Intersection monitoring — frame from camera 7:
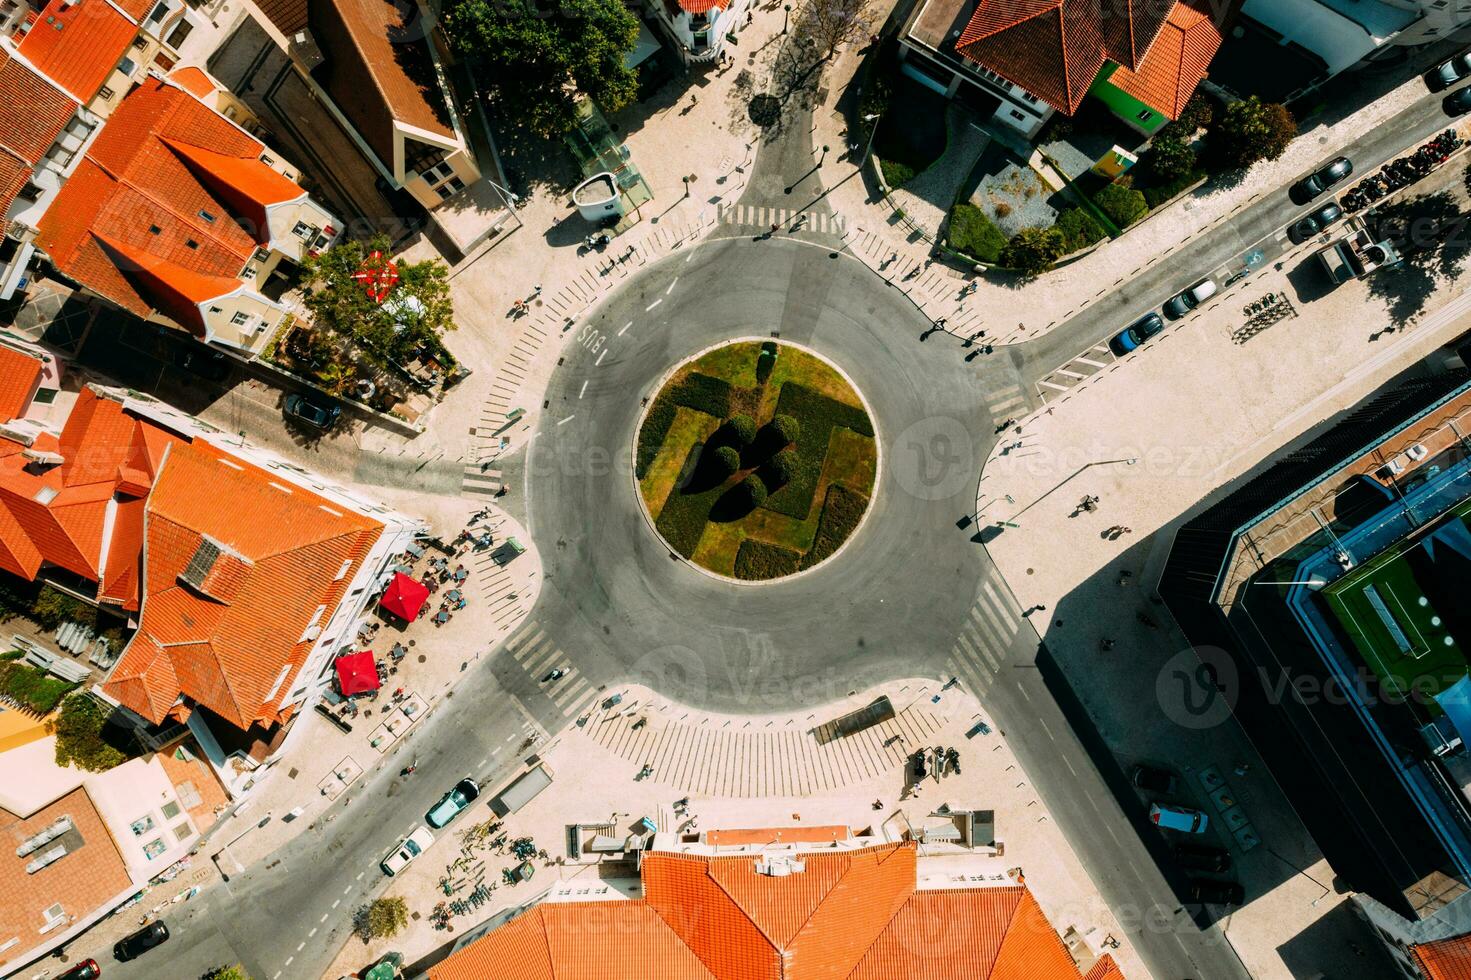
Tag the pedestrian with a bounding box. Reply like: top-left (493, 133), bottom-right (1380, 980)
top-left (746, 9), bottom-right (752, 23)
top-left (1119, 526), bottom-right (1133, 535)
top-left (982, 344), bottom-right (994, 354)
top-left (1099, 638), bottom-right (1115, 652)
top-left (531, 284), bottom-right (542, 297)
top-left (1008, 440), bottom-right (1022, 450)
top-left (1117, 569), bottom-right (1132, 585)
top-left (934, 317), bottom-right (947, 328)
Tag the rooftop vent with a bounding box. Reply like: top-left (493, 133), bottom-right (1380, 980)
top-left (16, 815), bottom-right (72, 857)
top-left (179, 538), bottom-right (221, 591)
top-left (754, 856), bottom-right (806, 877)
top-left (26, 842), bottom-right (67, 874)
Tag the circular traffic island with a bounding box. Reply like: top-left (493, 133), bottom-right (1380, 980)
top-left (635, 340), bottom-right (878, 581)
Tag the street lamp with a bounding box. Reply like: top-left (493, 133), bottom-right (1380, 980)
top-left (782, 3), bottom-right (791, 33)
top-left (860, 112), bottom-right (882, 165)
top-left (1001, 457), bottom-right (1138, 526)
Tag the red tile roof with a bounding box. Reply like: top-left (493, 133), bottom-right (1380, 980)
top-left (104, 442), bottom-right (383, 730)
top-left (17, 0), bottom-right (137, 103)
top-left (1104, 0), bottom-right (1223, 120)
top-left (705, 827), bottom-right (851, 847)
top-left (36, 78), bottom-right (304, 330)
top-left (0, 51), bottom-right (77, 213)
top-left (0, 388), bottom-right (181, 606)
top-left (429, 840), bottom-right (1119, 980)
top-left (955, 0), bottom-right (1188, 115)
top-left (1082, 957), bottom-right (1126, 980)
top-left (1415, 933), bottom-right (1471, 979)
top-left (309, 0), bottom-right (455, 170)
top-left (0, 346), bottom-right (43, 422)
top-left (168, 66), bottom-right (216, 99)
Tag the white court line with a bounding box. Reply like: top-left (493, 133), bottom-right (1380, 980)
top-left (646, 298), bottom-right (663, 311)
top-left (578, 380), bottom-right (588, 399)
top-left (618, 321), bottom-right (632, 336)
top-left (557, 414), bottom-right (576, 425)
top-left (666, 278), bottom-right (678, 294)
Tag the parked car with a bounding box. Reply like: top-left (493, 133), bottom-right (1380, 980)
top-left (56, 961), bottom-right (101, 980)
top-left (1187, 878), bottom-right (1245, 905)
top-left (1150, 802), bottom-right (1209, 834)
top-left (284, 392), bottom-right (341, 431)
top-left (1289, 157), bottom-right (1353, 204)
top-left (1174, 843), bottom-right (1232, 873)
top-left (426, 777), bottom-right (480, 828)
top-left (1131, 764), bottom-right (1178, 795)
top-left (1286, 201), bottom-right (1344, 244)
top-left (172, 344), bottom-right (231, 382)
top-left (1108, 312), bottom-right (1165, 356)
top-left (381, 825), bottom-right (435, 876)
top-left (1445, 87), bottom-right (1471, 117)
top-left (1163, 279), bottom-right (1217, 319)
top-left (1426, 50), bottom-right (1471, 91)
top-left (114, 921), bottom-right (169, 962)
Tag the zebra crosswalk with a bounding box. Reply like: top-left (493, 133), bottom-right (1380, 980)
top-left (717, 202), bottom-right (847, 235)
top-left (983, 383), bottom-right (1030, 425)
top-left (944, 577), bottom-right (1024, 700)
top-left (1036, 342), bottom-right (1118, 403)
top-left (461, 462), bottom-right (502, 496)
top-left (503, 622), bottom-right (602, 719)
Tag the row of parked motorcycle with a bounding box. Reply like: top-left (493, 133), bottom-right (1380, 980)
top-left (1342, 129), bottom-right (1463, 211)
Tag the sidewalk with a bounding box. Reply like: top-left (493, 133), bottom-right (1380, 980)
top-left (322, 677), bottom-right (1145, 980)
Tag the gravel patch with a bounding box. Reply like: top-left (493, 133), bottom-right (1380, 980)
top-left (969, 162), bottom-right (1056, 238)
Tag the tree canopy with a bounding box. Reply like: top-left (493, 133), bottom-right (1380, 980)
top-left (444, 0), bottom-right (639, 138)
top-left (1000, 227), bottom-right (1067, 278)
top-left (1206, 96), bottom-right (1296, 170)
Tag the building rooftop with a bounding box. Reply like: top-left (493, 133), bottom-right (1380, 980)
top-left (0, 346), bottom-right (44, 422)
top-left (1414, 930), bottom-right (1471, 979)
top-left (429, 838), bottom-right (1121, 980)
top-left (16, 0), bottom-right (137, 104)
top-left (0, 50), bottom-right (78, 215)
top-left (1104, 0), bottom-right (1224, 120)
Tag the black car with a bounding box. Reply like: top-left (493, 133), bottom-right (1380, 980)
top-left (1132, 764), bottom-right (1178, 795)
top-left (114, 921), bottom-right (169, 961)
top-left (1187, 878), bottom-right (1245, 906)
top-left (56, 961), bottom-right (100, 980)
top-left (284, 392), bottom-right (342, 431)
top-left (1446, 87), bottom-right (1471, 117)
top-left (1289, 157), bottom-right (1353, 205)
top-left (1108, 312), bottom-right (1165, 356)
top-left (1287, 201), bottom-right (1344, 244)
top-left (1174, 843), bottom-right (1232, 873)
top-left (173, 344), bottom-right (232, 382)
top-left (1427, 50), bottom-right (1471, 91)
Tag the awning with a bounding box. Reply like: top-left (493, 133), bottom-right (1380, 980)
top-left (380, 571), bottom-right (430, 621)
top-left (335, 651), bottom-right (381, 696)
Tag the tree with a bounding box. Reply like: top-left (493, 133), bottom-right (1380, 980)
top-left (763, 448), bottom-right (801, 488)
top-left (299, 235), bottom-right (456, 374)
top-left (804, 0), bottom-right (876, 60)
top-left (201, 967), bottom-right (251, 980)
top-left (1176, 92), bottom-right (1214, 133)
top-left (443, 0), bottom-right (638, 139)
top-left (354, 897), bottom-right (409, 942)
top-left (50, 694), bottom-right (127, 772)
top-left (1000, 227), bottom-right (1067, 278)
top-left (711, 445), bottom-right (742, 479)
top-left (726, 414), bottom-right (758, 445)
top-left (1205, 96), bottom-right (1296, 170)
top-left (1144, 131), bottom-right (1197, 182)
top-left (768, 414), bottom-right (801, 447)
top-left (739, 474), bottom-right (769, 509)
top-left (1092, 182), bottom-right (1148, 229)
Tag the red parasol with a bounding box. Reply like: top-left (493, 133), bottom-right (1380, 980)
top-left (379, 571), bottom-right (430, 621)
top-left (334, 651), bottom-right (381, 696)
top-left (351, 250), bottom-right (400, 304)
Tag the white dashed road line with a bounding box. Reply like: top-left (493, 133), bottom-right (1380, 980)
top-left (646, 298), bottom-right (662, 311)
top-left (666, 278), bottom-right (678, 294)
top-left (596, 349), bottom-right (607, 366)
top-left (557, 414), bottom-right (575, 425)
top-left (578, 380), bottom-right (588, 398)
top-left (618, 321), bottom-right (632, 336)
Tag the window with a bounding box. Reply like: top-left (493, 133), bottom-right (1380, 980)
top-left (164, 18), bottom-right (192, 47)
top-left (1136, 109), bottom-right (1154, 122)
top-left (403, 139), bottom-right (447, 177)
top-left (147, 1), bottom-right (166, 21)
top-left (435, 176), bottom-right (466, 200)
top-left (1009, 109), bottom-right (1025, 121)
top-left (149, 224), bottom-right (161, 234)
top-left (171, 822), bottom-right (193, 844)
top-left (1021, 91), bottom-right (1040, 105)
top-left (185, 238), bottom-right (198, 249)
top-left (230, 310), bottom-right (249, 325)
top-left (263, 663), bottom-right (291, 702)
top-left (198, 209), bottom-right (216, 222)
top-left (17, 182), bottom-right (41, 202)
top-left (974, 65), bottom-right (1014, 92)
top-left (130, 814), bottom-right (156, 837)
top-left (98, 85), bottom-right (115, 100)
top-left (253, 247), bottom-right (271, 262)
top-left (334, 558), bottom-right (353, 581)
top-left (208, 305), bottom-right (222, 314)
top-left (142, 838), bottom-right (166, 860)
top-left (292, 221), bottom-right (313, 239)
top-left (161, 801), bottom-right (181, 820)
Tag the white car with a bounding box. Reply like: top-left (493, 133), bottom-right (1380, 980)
top-left (1150, 802), bottom-right (1209, 834)
top-left (380, 826), bottom-right (435, 876)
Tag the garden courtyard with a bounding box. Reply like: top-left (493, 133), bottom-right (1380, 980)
top-left (635, 341), bottom-right (877, 581)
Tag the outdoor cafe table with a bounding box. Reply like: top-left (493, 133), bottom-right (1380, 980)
top-left (446, 589), bottom-right (463, 603)
top-left (434, 611), bottom-right (450, 625)
top-left (453, 568), bottom-right (468, 582)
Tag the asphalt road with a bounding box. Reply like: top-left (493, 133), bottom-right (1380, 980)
top-left (61, 668), bottom-right (540, 980)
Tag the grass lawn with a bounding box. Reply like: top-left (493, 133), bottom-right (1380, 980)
top-left (637, 342), bottom-right (876, 580)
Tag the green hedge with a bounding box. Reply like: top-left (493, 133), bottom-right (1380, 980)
top-left (670, 373), bottom-right (731, 416)
top-left (880, 159), bottom-right (915, 189)
top-left (735, 540), bottom-right (803, 580)
top-left (0, 658), bottom-right (77, 715)
top-left (764, 383), bottom-right (874, 520)
top-left (1142, 170), bottom-right (1205, 209)
top-left (635, 397), bottom-right (678, 479)
top-left (1093, 182), bottom-right (1148, 229)
top-left (756, 342), bottom-right (778, 384)
top-left (635, 372), bottom-right (734, 479)
top-left (654, 444), bottom-right (724, 557)
top-left (947, 204), bottom-right (1007, 263)
top-left (800, 484), bottom-right (870, 570)
top-left (1054, 207), bottom-right (1106, 253)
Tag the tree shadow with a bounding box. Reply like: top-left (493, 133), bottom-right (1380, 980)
top-left (1367, 187), bottom-right (1471, 326)
top-left (709, 479), bottom-right (763, 522)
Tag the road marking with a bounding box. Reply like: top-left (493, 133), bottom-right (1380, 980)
top-left (296, 942), bottom-right (305, 952)
top-left (285, 957), bottom-right (294, 967)
top-left (356, 871), bottom-right (365, 880)
top-left (557, 414), bottom-right (575, 425)
top-left (595, 349), bottom-right (607, 366)
top-left (1063, 755), bottom-right (1077, 776)
top-left (1056, 367), bottom-right (1087, 379)
top-left (1038, 379), bottom-right (1069, 392)
top-left (274, 973), bottom-right (282, 979)
top-left (505, 732), bottom-right (518, 741)
top-left (666, 277), bottom-right (678, 295)
top-left (492, 745), bottom-right (502, 755)
top-left (1016, 683), bottom-right (1031, 701)
top-left (332, 898), bottom-right (341, 908)
top-left (646, 298), bottom-right (663, 311)
top-left (1075, 356), bottom-right (1107, 368)
top-left (479, 757), bottom-right (489, 766)
top-left (320, 913), bottom-right (329, 923)
top-left (343, 884), bottom-right (352, 893)
top-left (618, 321), bottom-right (632, 336)
top-left (578, 380), bottom-right (588, 399)
top-left (309, 927), bottom-right (319, 937)
top-left (1038, 717), bottom-right (1054, 739)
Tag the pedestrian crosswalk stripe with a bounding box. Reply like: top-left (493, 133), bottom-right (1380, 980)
top-left (562, 687), bottom-right (600, 717)
top-left (554, 677), bottom-right (589, 708)
top-left (523, 642), bottom-right (562, 675)
top-left (509, 627), bottom-right (544, 656)
top-left (981, 580), bottom-right (1019, 620)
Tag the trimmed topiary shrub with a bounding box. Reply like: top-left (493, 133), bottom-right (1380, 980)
top-left (1053, 208), bottom-right (1106, 253)
top-left (880, 158), bottom-right (915, 188)
top-left (761, 448), bottom-right (802, 490)
top-left (635, 397), bottom-right (677, 479)
top-left (726, 414), bottom-right (757, 446)
top-left (740, 474), bottom-right (767, 508)
top-left (670, 372), bottom-right (731, 416)
top-left (711, 474), bottom-right (768, 522)
top-left (1093, 182), bottom-right (1148, 229)
top-left (947, 203), bottom-right (1007, 263)
top-left (755, 342), bottom-right (778, 384)
top-left (768, 414), bottom-right (800, 446)
top-left (711, 444), bottom-right (741, 479)
top-left (734, 540), bottom-right (803, 580)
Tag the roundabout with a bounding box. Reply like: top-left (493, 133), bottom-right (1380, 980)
top-left (522, 232), bottom-right (1001, 713)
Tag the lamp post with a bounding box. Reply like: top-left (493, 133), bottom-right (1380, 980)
top-left (782, 3), bottom-right (791, 33)
top-left (998, 457), bottom-right (1138, 528)
top-left (860, 111), bottom-right (882, 166)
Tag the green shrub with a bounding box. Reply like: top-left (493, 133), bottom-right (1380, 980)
top-left (711, 445), bottom-right (741, 479)
top-left (1000, 227), bottom-right (1067, 279)
top-left (1142, 169), bottom-right (1205, 209)
top-left (739, 474), bottom-right (767, 508)
top-left (50, 694), bottom-right (127, 772)
top-left (670, 372), bottom-right (731, 417)
top-left (764, 383), bottom-right (875, 520)
top-left (1144, 132), bottom-right (1197, 183)
top-left (755, 342), bottom-right (778, 384)
top-left (30, 586), bottom-right (92, 632)
top-left (656, 474), bottom-right (721, 556)
top-left (635, 397), bottom-right (677, 479)
top-left (1176, 92), bottom-right (1214, 132)
top-left (800, 484), bottom-right (870, 569)
top-left (1053, 208), bottom-right (1106, 253)
top-left (947, 203), bottom-right (1007, 263)
top-left (761, 448), bottom-right (802, 489)
top-left (1093, 182), bottom-right (1148, 228)
top-left (725, 414), bottom-right (757, 446)
top-left (768, 414), bottom-right (800, 446)
top-left (880, 158), bottom-right (915, 188)
top-left (734, 540), bottom-right (803, 580)
top-left (353, 897), bottom-right (408, 942)
top-left (0, 660), bottom-right (77, 715)
top-left (1205, 96), bottom-right (1295, 170)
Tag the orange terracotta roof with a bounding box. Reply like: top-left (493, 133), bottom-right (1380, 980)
top-left (0, 149), bottom-right (31, 220)
top-left (0, 387), bottom-right (182, 603)
top-left (168, 66), bottom-right (216, 99)
top-left (431, 841), bottom-right (1114, 980)
top-left (705, 826), bottom-right (851, 847)
top-left (1105, 0), bottom-right (1223, 120)
top-left (155, 736), bottom-right (231, 829)
top-left (956, 0), bottom-right (1180, 115)
top-left (309, 0), bottom-right (455, 170)
top-left (162, 138), bottom-right (306, 236)
top-left (18, 0), bottom-right (137, 103)
top-left (675, 0), bottom-right (730, 14)
top-left (0, 346), bottom-right (43, 422)
top-left (1415, 933), bottom-right (1471, 979)
top-left (36, 78), bottom-right (304, 330)
top-left (105, 443), bottom-right (383, 730)
top-left (1083, 957), bottom-right (1126, 980)
top-left (0, 50), bottom-right (77, 164)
